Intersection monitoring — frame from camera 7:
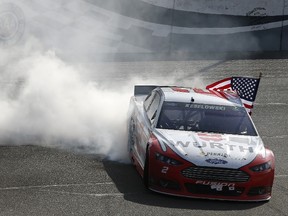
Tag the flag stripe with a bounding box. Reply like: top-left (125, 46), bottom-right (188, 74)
top-left (216, 83), bottom-right (231, 90)
top-left (242, 99), bottom-right (253, 106)
top-left (206, 78), bottom-right (231, 89)
top-left (243, 103), bottom-right (253, 109)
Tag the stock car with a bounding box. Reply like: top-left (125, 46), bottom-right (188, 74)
top-left (127, 85), bottom-right (275, 201)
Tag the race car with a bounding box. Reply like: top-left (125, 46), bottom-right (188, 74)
top-left (127, 85), bottom-right (275, 201)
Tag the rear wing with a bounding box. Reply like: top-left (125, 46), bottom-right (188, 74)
top-left (134, 85), bottom-right (159, 96)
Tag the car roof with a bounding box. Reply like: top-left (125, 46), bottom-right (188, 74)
top-left (159, 87), bottom-right (243, 107)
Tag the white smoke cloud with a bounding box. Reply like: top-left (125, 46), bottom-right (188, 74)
top-left (0, 0), bottom-right (205, 162)
top-left (0, 0), bottom-right (133, 161)
top-left (0, 45), bottom-right (205, 163)
top-left (0, 45), bottom-right (133, 161)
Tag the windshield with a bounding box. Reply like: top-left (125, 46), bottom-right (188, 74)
top-left (157, 102), bottom-right (257, 136)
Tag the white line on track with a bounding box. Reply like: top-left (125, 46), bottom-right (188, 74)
top-left (266, 103), bottom-right (287, 106)
top-left (275, 175), bottom-right (288, 178)
top-left (38, 189), bottom-right (125, 197)
top-left (1, 176), bottom-right (287, 192)
top-left (262, 135), bottom-right (288, 139)
top-left (0, 182), bottom-right (143, 198)
top-left (0, 182), bottom-right (115, 191)
top-left (255, 103), bottom-right (288, 106)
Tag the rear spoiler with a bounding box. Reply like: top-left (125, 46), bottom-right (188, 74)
top-left (134, 85), bottom-right (159, 96)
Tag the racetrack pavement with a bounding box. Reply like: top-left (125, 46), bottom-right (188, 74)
top-left (0, 59), bottom-right (288, 216)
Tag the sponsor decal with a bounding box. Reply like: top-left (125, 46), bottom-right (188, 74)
top-left (203, 151), bottom-right (229, 158)
top-left (205, 158), bottom-right (228, 165)
top-left (197, 133), bottom-right (223, 142)
top-left (173, 140), bottom-right (194, 148)
top-left (173, 140), bottom-right (254, 153)
top-left (196, 180), bottom-right (235, 191)
top-left (185, 103), bottom-right (226, 111)
top-left (246, 7), bottom-right (267, 16)
top-left (202, 151), bottom-right (247, 161)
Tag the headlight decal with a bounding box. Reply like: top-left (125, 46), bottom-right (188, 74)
top-left (250, 161), bottom-right (272, 172)
top-left (155, 152), bottom-right (182, 165)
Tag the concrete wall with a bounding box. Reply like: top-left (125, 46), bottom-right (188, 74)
top-left (2, 0), bottom-right (288, 56)
top-left (85, 0), bottom-right (288, 53)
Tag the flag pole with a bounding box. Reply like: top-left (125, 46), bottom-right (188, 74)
top-left (259, 72), bottom-right (262, 79)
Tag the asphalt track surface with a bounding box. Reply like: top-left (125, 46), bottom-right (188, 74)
top-left (1, 58), bottom-right (288, 216)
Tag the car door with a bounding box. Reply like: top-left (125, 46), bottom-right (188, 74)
top-left (135, 91), bottom-right (161, 166)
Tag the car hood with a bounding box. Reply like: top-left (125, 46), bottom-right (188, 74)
top-left (155, 129), bottom-right (265, 169)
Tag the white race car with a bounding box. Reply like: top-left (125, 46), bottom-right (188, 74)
top-left (128, 85), bottom-right (275, 201)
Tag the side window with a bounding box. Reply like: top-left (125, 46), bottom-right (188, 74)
top-left (144, 92), bottom-right (155, 111)
top-left (147, 92), bottom-right (161, 124)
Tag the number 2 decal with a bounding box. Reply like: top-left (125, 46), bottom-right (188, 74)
top-left (161, 166), bottom-right (169, 174)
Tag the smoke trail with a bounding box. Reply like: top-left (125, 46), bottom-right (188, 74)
top-left (0, 0), bottom-right (133, 161)
top-left (0, 0), bottom-right (206, 162)
top-left (0, 45), bottom-right (133, 161)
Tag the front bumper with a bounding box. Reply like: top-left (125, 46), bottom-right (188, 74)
top-left (148, 153), bottom-right (274, 201)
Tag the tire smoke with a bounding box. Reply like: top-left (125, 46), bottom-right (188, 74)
top-left (0, 0), bottom-right (204, 162)
top-left (0, 45), bottom-right (133, 161)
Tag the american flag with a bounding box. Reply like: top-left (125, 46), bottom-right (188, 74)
top-left (206, 76), bottom-right (261, 114)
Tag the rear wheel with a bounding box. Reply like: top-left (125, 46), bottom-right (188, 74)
top-left (128, 119), bottom-right (135, 152)
top-left (143, 147), bottom-right (150, 188)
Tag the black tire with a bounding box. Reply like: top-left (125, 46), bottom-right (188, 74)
top-left (127, 119), bottom-right (135, 152)
top-left (143, 147), bottom-right (150, 188)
